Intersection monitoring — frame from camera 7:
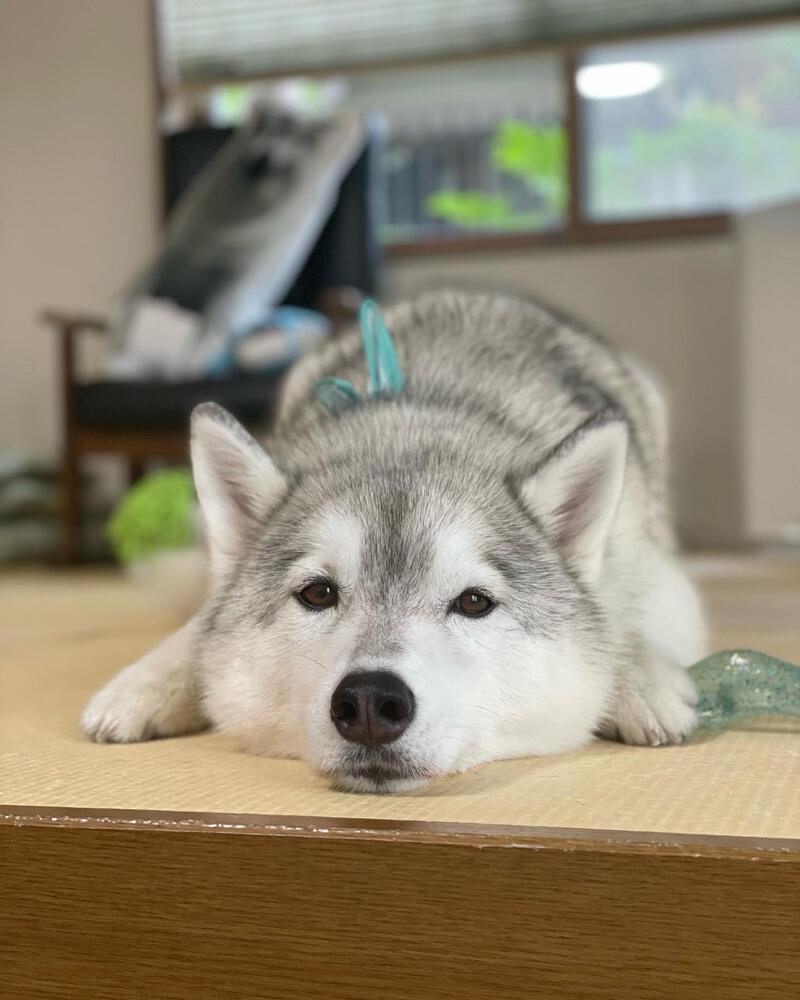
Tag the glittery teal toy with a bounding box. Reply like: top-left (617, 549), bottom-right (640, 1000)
top-left (315, 298), bottom-right (405, 413)
top-left (689, 649), bottom-right (800, 729)
top-left (106, 468), bottom-right (196, 567)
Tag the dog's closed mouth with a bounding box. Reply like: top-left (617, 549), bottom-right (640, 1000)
top-left (327, 748), bottom-right (434, 793)
top-left (352, 763), bottom-right (413, 784)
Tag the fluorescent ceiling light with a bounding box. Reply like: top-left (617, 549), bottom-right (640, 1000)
top-left (576, 61), bottom-right (664, 100)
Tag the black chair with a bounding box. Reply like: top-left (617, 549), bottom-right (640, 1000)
top-left (45, 128), bottom-right (379, 561)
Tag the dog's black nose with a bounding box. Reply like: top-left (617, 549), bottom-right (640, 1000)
top-left (330, 671), bottom-right (415, 747)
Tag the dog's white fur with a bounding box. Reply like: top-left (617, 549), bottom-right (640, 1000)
top-left (82, 291), bottom-right (706, 792)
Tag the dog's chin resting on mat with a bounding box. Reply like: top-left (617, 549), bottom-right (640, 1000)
top-left (81, 290), bottom-right (706, 794)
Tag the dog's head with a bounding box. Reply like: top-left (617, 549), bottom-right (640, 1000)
top-left (192, 403), bottom-right (626, 792)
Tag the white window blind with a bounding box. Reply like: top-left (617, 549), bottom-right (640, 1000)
top-left (157, 0), bottom-right (797, 84)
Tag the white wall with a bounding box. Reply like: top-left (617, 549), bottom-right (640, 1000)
top-left (0, 0), bottom-right (159, 459)
top-left (739, 202), bottom-right (800, 542)
top-left (385, 238), bottom-right (742, 547)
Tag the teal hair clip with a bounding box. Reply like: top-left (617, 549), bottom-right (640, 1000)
top-left (315, 299), bottom-right (404, 413)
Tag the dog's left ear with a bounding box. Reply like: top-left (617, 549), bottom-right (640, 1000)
top-left (191, 403), bottom-right (286, 566)
top-left (519, 416), bottom-right (628, 581)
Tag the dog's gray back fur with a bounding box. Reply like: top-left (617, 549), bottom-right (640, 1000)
top-left (274, 289), bottom-right (670, 537)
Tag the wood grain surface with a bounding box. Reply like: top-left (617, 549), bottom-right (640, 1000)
top-left (2, 809), bottom-right (799, 1000)
top-left (3, 561), bottom-right (799, 997)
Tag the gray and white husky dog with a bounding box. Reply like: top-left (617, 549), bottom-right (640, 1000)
top-left (82, 291), bottom-right (706, 792)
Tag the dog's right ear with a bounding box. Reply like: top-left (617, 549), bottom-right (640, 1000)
top-left (518, 415), bottom-right (627, 583)
top-left (190, 403), bottom-right (285, 563)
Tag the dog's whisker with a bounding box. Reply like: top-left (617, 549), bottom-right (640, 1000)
top-left (277, 636), bottom-right (335, 674)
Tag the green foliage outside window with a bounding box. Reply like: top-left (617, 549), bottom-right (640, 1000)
top-left (424, 27), bottom-right (800, 230)
top-left (592, 106), bottom-right (800, 216)
top-left (425, 121), bottom-right (567, 231)
top-left (590, 27), bottom-right (800, 217)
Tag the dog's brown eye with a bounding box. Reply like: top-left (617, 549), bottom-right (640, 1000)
top-left (452, 590), bottom-right (495, 618)
top-left (296, 580), bottom-right (339, 610)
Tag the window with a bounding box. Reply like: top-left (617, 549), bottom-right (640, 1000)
top-left (345, 56), bottom-right (566, 243)
top-left (580, 24), bottom-right (800, 220)
top-left (165, 55), bottom-right (567, 244)
top-left (156, 4), bottom-right (800, 249)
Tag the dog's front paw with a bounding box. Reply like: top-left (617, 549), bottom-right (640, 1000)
top-left (600, 658), bottom-right (698, 747)
top-left (81, 622), bottom-right (208, 744)
top-left (81, 681), bottom-right (155, 743)
top-left (81, 662), bottom-right (204, 744)
top-left (81, 676), bottom-right (168, 743)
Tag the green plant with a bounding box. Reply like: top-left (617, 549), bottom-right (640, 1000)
top-left (591, 104), bottom-right (800, 215)
top-left (492, 120), bottom-right (567, 213)
top-left (425, 121), bottom-right (567, 232)
top-left (106, 469), bottom-right (197, 567)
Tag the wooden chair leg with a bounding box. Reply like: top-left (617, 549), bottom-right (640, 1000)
top-left (61, 449), bottom-right (81, 564)
top-left (128, 459), bottom-right (146, 486)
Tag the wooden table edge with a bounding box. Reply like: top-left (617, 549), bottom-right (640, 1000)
top-left (3, 803), bottom-right (798, 859)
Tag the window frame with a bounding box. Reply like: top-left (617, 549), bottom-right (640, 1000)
top-left (153, 5), bottom-right (800, 254)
